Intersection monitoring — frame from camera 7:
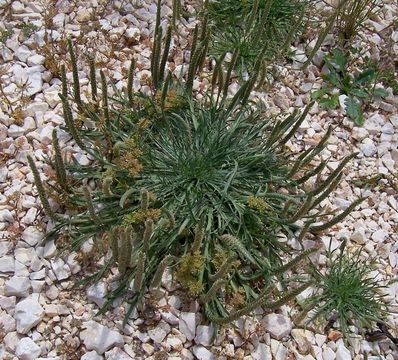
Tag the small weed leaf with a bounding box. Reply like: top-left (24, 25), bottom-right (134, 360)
top-left (331, 49), bottom-right (347, 71)
top-left (319, 95), bottom-right (339, 110)
top-left (353, 68), bottom-right (376, 86)
top-left (345, 96), bottom-right (364, 126)
top-left (373, 87), bottom-right (389, 98)
top-left (317, 48), bottom-right (386, 126)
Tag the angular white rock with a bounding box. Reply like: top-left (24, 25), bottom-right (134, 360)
top-left (26, 71), bottom-right (43, 96)
top-left (81, 350), bottom-right (102, 360)
top-left (80, 320), bottom-right (124, 354)
top-left (291, 329), bottom-right (313, 354)
top-left (351, 229), bottom-right (366, 244)
top-left (336, 344), bottom-right (351, 360)
top-left (15, 296), bottom-right (44, 334)
top-left (323, 347), bottom-right (335, 360)
top-left (148, 321), bottom-right (170, 343)
top-left (273, 94), bottom-right (289, 110)
top-left (51, 258), bottom-right (71, 280)
top-left (0, 312), bottom-right (16, 332)
top-left (262, 314), bottom-right (292, 340)
top-left (15, 337), bottom-right (41, 360)
top-left (166, 335), bottom-right (184, 351)
top-left (125, 27), bottom-right (140, 43)
top-left (25, 102), bottom-right (49, 116)
top-left (0, 255), bottom-right (15, 273)
top-left (105, 347), bottom-right (134, 359)
top-left (0, 209), bottom-right (14, 222)
top-left (179, 312), bottom-right (196, 341)
top-left (80, 350), bottom-right (103, 360)
top-left (5, 276), bottom-right (31, 297)
top-left (40, 125), bottom-right (55, 145)
top-left (15, 45), bottom-right (31, 62)
top-left (22, 207), bottom-right (37, 225)
top-left (192, 346), bottom-right (215, 360)
top-left (27, 54), bottom-right (45, 66)
top-left (76, 8), bottom-right (91, 22)
top-left (195, 325), bottom-right (214, 346)
top-left (43, 239), bottom-right (57, 258)
top-left (4, 331), bottom-right (21, 352)
top-left (13, 64), bottom-right (28, 85)
top-left (253, 343), bottom-right (272, 360)
top-left (360, 142), bottom-right (377, 157)
top-left (0, 295), bottom-right (16, 312)
top-left (372, 229), bottom-right (388, 243)
top-left (86, 282), bottom-right (107, 307)
top-left (270, 339), bottom-right (287, 360)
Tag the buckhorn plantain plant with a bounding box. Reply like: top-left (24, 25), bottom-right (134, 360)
top-left (335, 0), bottom-right (379, 44)
top-left (203, 0), bottom-right (312, 76)
top-left (29, 4), bottom-right (365, 329)
top-left (303, 0), bottom-right (380, 69)
top-left (295, 240), bottom-right (388, 337)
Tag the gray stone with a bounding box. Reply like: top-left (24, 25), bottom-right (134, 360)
top-left (51, 258), bottom-right (71, 280)
top-left (43, 239), bottom-right (57, 258)
top-left (0, 209), bottom-right (14, 222)
top-left (105, 347), bottom-right (133, 359)
top-left (274, 94), bottom-right (289, 110)
top-left (0, 255), bottom-right (15, 273)
top-left (300, 83), bottom-right (313, 93)
top-left (27, 73), bottom-right (43, 97)
top-left (253, 343), bottom-right (272, 360)
top-left (27, 54), bottom-right (45, 66)
top-left (195, 325), bottom-right (214, 346)
top-left (15, 296), bottom-right (44, 334)
top-left (336, 344), bottom-right (351, 360)
top-left (179, 312), bottom-right (196, 341)
top-left (148, 321), bottom-right (170, 344)
top-left (86, 282), bottom-right (107, 307)
top-left (80, 321), bottom-right (124, 354)
top-left (0, 312), bottom-right (16, 332)
top-left (15, 337), bottom-right (41, 360)
top-left (81, 350), bottom-right (103, 360)
top-left (192, 346), bottom-right (215, 360)
top-left (270, 339), bottom-right (288, 360)
top-left (291, 329), bottom-right (313, 354)
top-left (4, 332), bottom-right (21, 353)
top-left (5, 276), bottom-right (31, 297)
top-left (360, 141), bottom-right (377, 157)
top-left (15, 45), bottom-right (31, 62)
top-left (0, 295), bottom-right (16, 312)
top-left (262, 313), bottom-right (292, 340)
top-left (22, 226), bottom-right (44, 246)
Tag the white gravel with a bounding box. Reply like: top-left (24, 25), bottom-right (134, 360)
top-left (1, 0), bottom-right (398, 359)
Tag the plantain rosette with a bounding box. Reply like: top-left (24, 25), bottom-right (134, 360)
top-left (29, 21), bottom-right (362, 327)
